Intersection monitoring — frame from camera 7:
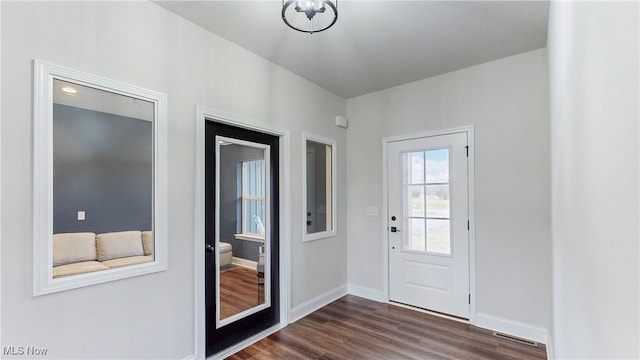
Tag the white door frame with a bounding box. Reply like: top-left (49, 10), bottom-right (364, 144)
top-left (382, 126), bottom-right (476, 323)
top-left (194, 105), bottom-right (291, 359)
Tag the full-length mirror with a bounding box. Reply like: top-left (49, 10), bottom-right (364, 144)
top-left (34, 61), bottom-right (167, 295)
top-left (303, 134), bottom-right (337, 241)
top-left (216, 136), bottom-right (270, 327)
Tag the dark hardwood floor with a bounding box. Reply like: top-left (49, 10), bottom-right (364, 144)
top-left (220, 266), bottom-right (265, 319)
top-left (227, 295), bottom-right (547, 360)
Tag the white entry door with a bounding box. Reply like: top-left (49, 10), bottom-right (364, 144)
top-left (387, 132), bottom-right (470, 319)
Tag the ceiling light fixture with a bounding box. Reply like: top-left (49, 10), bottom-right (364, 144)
top-left (61, 86), bottom-right (77, 95)
top-left (282, 0), bottom-right (338, 34)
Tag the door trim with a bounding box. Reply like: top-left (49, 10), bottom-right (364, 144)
top-left (381, 126), bottom-right (476, 324)
top-left (195, 105), bottom-right (291, 359)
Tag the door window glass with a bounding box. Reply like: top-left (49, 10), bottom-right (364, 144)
top-left (402, 148), bottom-right (451, 254)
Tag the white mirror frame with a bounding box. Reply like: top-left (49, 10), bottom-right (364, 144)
top-left (33, 60), bottom-right (168, 296)
top-left (302, 133), bottom-right (337, 242)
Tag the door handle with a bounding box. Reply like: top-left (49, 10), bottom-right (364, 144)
top-left (206, 244), bottom-right (215, 253)
top-left (390, 227), bottom-right (400, 233)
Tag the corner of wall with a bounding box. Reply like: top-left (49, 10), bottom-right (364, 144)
top-left (545, 330), bottom-right (554, 360)
top-left (474, 313), bottom-right (549, 345)
top-left (347, 284), bottom-right (387, 303)
top-left (289, 285), bottom-right (348, 323)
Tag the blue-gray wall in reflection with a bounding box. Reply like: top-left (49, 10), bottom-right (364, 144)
top-left (53, 104), bottom-right (152, 234)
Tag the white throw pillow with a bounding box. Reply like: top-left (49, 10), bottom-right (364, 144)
top-left (96, 231), bottom-right (144, 261)
top-left (53, 232), bottom-right (97, 266)
top-left (141, 231), bottom-right (153, 256)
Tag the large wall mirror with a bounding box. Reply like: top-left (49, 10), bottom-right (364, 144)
top-left (303, 133), bottom-right (337, 242)
top-left (215, 136), bottom-right (271, 328)
top-left (33, 61), bottom-right (167, 295)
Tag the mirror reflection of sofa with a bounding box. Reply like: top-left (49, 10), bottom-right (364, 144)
top-left (53, 230), bottom-right (153, 278)
top-left (219, 242), bottom-right (232, 267)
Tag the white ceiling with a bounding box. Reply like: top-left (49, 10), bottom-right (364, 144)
top-left (53, 79), bottom-right (155, 121)
top-left (154, 1), bottom-right (549, 99)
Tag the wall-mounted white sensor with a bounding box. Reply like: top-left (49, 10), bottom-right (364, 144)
top-left (77, 211), bottom-right (85, 221)
top-left (335, 116), bottom-right (348, 129)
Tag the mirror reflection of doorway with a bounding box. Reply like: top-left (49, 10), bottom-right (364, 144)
top-left (217, 137), bottom-right (269, 323)
top-left (205, 121), bottom-right (280, 357)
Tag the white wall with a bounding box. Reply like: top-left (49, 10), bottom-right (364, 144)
top-left (1, 2), bottom-right (346, 358)
top-left (548, 1), bottom-right (639, 358)
top-left (346, 49), bottom-right (551, 332)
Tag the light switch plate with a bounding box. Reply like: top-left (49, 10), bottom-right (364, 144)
top-left (77, 211), bottom-right (85, 221)
top-left (366, 206), bottom-right (379, 217)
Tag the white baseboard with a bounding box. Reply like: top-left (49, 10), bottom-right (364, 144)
top-left (182, 354), bottom-right (197, 360)
top-left (289, 285), bottom-right (348, 323)
top-left (545, 331), bottom-right (554, 360)
top-left (347, 284), bottom-right (387, 302)
top-left (475, 312), bottom-right (549, 345)
top-left (207, 323), bottom-right (283, 360)
top-left (232, 256), bottom-right (257, 269)
top-left (346, 284), bottom-right (550, 352)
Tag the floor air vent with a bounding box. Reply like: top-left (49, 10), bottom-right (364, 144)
top-left (492, 332), bottom-right (538, 347)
